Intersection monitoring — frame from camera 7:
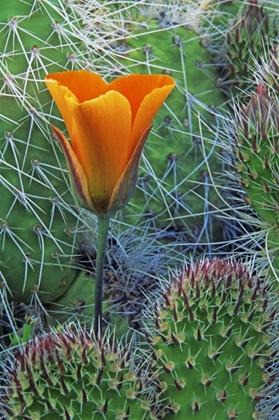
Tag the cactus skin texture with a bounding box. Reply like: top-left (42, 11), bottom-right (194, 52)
top-left (0, 325), bottom-right (163, 420)
top-left (0, 0), bottom-right (92, 305)
top-left (146, 259), bottom-right (276, 419)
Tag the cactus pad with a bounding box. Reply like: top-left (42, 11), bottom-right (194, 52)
top-left (0, 325), bottom-right (163, 419)
top-left (0, 0), bottom-right (91, 304)
top-left (146, 259), bottom-right (276, 419)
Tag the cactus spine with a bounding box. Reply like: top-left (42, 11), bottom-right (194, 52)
top-left (116, 19), bottom-right (225, 247)
top-left (0, 325), bottom-right (163, 419)
top-left (0, 0), bottom-right (94, 307)
top-left (145, 259), bottom-right (277, 419)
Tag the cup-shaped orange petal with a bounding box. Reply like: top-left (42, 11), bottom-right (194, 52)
top-left (45, 70), bottom-right (175, 215)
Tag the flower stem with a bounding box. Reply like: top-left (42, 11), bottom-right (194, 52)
top-left (94, 214), bottom-right (110, 336)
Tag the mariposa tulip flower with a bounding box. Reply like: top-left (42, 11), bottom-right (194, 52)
top-left (45, 70), bottom-right (175, 215)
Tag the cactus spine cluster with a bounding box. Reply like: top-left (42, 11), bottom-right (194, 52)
top-left (0, 325), bottom-right (163, 419)
top-left (220, 1), bottom-right (279, 287)
top-left (234, 84), bottom-right (279, 225)
top-left (212, 0), bottom-right (278, 99)
top-left (145, 259), bottom-right (276, 420)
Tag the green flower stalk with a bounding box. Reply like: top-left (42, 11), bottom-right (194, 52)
top-left (93, 215), bottom-right (110, 335)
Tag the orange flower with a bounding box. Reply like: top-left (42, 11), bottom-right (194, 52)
top-left (45, 70), bottom-right (175, 215)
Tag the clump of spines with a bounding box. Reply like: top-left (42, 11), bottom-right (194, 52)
top-left (219, 0), bottom-right (277, 98)
top-left (234, 83), bottom-right (279, 225)
top-left (145, 259), bottom-right (277, 419)
top-left (229, 60), bottom-right (279, 283)
top-left (0, 324), bottom-right (163, 419)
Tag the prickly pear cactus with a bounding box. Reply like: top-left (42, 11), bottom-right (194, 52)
top-left (212, 0), bottom-right (278, 99)
top-left (115, 19), bottom-right (226, 247)
top-left (145, 259), bottom-right (276, 419)
top-left (205, 0), bottom-right (279, 260)
top-left (0, 0), bottom-right (95, 307)
top-left (234, 84), bottom-right (279, 225)
top-left (231, 78), bottom-right (279, 288)
top-left (0, 324), bottom-right (163, 419)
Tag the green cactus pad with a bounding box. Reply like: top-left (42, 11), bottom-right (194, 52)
top-left (146, 259), bottom-right (276, 419)
top-left (212, 0), bottom-right (278, 99)
top-left (234, 84), bottom-right (279, 225)
top-left (0, 325), bottom-right (163, 419)
top-left (113, 18), bottom-right (225, 244)
top-left (0, 0), bottom-right (89, 303)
